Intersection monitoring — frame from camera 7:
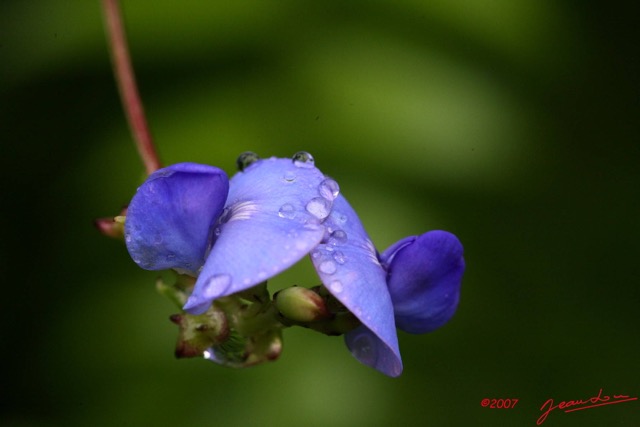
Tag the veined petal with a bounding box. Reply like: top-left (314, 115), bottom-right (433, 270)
top-left (125, 163), bottom-right (229, 275)
top-left (311, 195), bottom-right (402, 377)
top-left (382, 230), bottom-right (465, 334)
top-left (184, 157), bottom-right (330, 314)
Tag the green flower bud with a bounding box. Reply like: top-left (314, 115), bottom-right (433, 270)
top-left (275, 286), bottom-right (330, 323)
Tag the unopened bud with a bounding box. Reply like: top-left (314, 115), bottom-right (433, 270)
top-left (275, 286), bottom-right (330, 323)
top-left (94, 211), bottom-right (127, 239)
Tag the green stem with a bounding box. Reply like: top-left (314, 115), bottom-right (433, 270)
top-left (102, 0), bottom-right (162, 175)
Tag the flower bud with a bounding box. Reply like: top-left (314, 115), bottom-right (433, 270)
top-left (275, 286), bottom-right (330, 323)
top-left (94, 214), bottom-right (126, 239)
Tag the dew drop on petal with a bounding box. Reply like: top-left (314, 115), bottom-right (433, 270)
top-left (292, 151), bottom-right (315, 168)
top-left (319, 260), bottom-right (337, 275)
top-left (318, 178), bottom-right (340, 201)
top-left (213, 227), bottom-right (222, 237)
top-left (278, 203), bottom-right (296, 219)
top-left (283, 170), bottom-right (296, 183)
top-left (351, 333), bottom-right (378, 366)
top-left (153, 234), bottom-right (163, 245)
top-left (202, 274), bottom-right (232, 299)
top-left (333, 251), bottom-right (346, 264)
top-left (311, 250), bottom-right (321, 260)
top-left (124, 233), bottom-right (132, 243)
top-left (236, 151), bottom-right (260, 171)
top-left (306, 197), bottom-right (331, 220)
top-left (334, 212), bottom-right (348, 224)
top-left (328, 229), bottom-right (347, 246)
top-left (329, 280), bottom-right (343, 293)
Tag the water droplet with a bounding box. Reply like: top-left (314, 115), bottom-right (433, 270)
top-left (319, 260), bottom-right (337, 275)
top-left (278, 203), bottom-right (295, 219)
top-left (319, 178), bottom-right (340, 201)
top-left (351, 333), bottom-right (378, 366)
top-left (311, 250), bottom-right (321, 259)
top-left (306, 197), bottom-right (331, 219)
top-left (202, 274), bottom-right (232, 298)
top-left (329, 280), bottom-right (343, 293)
top-left (328, 229), bottom-right (347, 246)
top-left (334, 212), bottom-right (348, 224)
top-left (213, 227), bottom-right (222, 237)
top-left (125, 233), bottom-right (132, 243)
top-left (283, 170), bottom-right (296, 183)
top-left (333, 251), bottom-right (346, 264)
top-left (236, 152), bottom-right (260, 171)
top-left (292, 151), bottom-right (315, 168)
top-left (153, 234), bottom-right (163, 245)
top-left (133, 257), bottom-right (141, 264)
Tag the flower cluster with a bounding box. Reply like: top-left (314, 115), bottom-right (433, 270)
top-left (124, 152), bottom-right (464, 377)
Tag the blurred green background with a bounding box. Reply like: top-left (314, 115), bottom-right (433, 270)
top-left (2, 1), bottom-right (639, 426)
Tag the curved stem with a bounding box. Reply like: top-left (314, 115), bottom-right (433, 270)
top-left (102, 0), bottom-right (161, 175)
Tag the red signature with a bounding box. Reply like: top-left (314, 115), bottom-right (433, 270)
top-left (537, 388), bottom-right (637, 425)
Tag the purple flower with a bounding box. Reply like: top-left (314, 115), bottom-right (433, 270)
top-left (124, 153), bottom-right (464, 377)
top-left (310, 196), bottom-right (464, 377)
top-left (125, 153), bottom-right (333, 314)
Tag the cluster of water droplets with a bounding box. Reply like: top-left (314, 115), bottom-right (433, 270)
top-left (231, 151), bottom-right (353, 299)
top-left (311, 225), bottom-right (351, 295)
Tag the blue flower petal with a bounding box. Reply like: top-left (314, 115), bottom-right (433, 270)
top-left (125, 163), bottom-right (229, 275)
top-left (345, 325), bottom-right (403, 378)
top-left (381, 230), bottom-right (465, 334)
top-left (184, 157), bottom-right (331, 314)
top-left (311, 195), bottom-right (402, 377)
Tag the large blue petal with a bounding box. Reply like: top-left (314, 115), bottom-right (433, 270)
top-left (183, 157), bottom-right (331, 314)
top-left (381, 230), bottom-right (464, 334)
top-left (124, 163), bottom-right (229, 275)
top-left (310, 195), bottom-right (402, 377)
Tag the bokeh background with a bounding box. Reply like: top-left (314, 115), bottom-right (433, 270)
top-left (2, 1), bottom-right (639, 426)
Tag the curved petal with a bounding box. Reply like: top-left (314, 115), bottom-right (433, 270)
top-left (184, 157), bottom-right (331, 314)
top-left (345, 326), bottom-right (402, 378)
top-left (311, 195), bottom-right (402, 377)
top-left (382, 230), bottom-right (465, 334)
top-left (125, 163), bottom-right (229, 275)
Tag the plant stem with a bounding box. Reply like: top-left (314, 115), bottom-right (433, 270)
top-left (102, 0), bottom-right (161, 175)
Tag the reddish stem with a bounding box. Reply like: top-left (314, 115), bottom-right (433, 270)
top-left (102, 0), bottom-right (162, 175)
